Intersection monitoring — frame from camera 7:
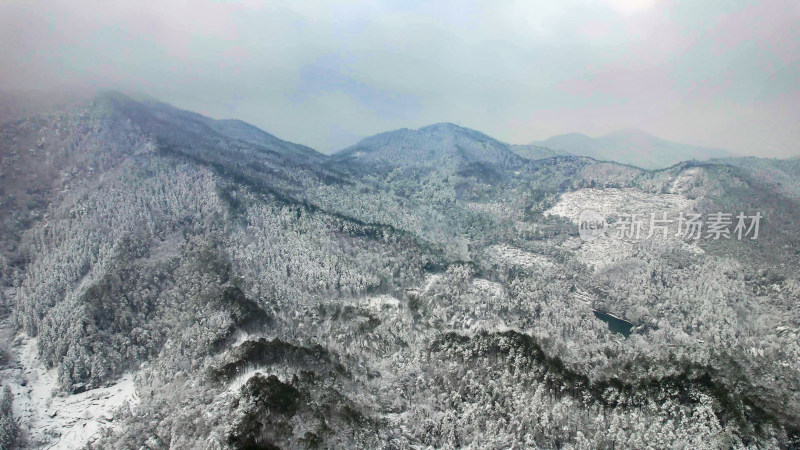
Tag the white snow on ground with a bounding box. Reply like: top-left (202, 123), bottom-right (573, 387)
top-left (227, 368), bottom-right (268, 393)
top-left (422, 273), bottom-right (444, 293)
top-left (544, 187), bottom-right (695, 221)
top-left (544, 187), bottom-right (703, 270)
top-left (486, 244), bottom-right (554, 270)
top-left (668, 167), bottom-right (709, 196)
top-left (364, 294), bottom-right (401, 311)
top-left (0, 327), bottom-right (139, 450)
top-left (471, 278), bottom-right (504, 299)
top-left (559, 236), bottom-right (637, 271)
top-left (232, 328), bottom-right (252, 347)
top-left (226, 365), bottom-right (297, 394)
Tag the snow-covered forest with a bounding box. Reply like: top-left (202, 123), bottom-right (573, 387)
top-left (0, 92), bottom-right (798, 449)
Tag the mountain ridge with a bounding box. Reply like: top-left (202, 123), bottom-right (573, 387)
top-left (333, 121), bottom-right (525, 175)
top-left (530, 129), bottom-right (736, 170)
top-left (2, 91), bottom-right (800, 448)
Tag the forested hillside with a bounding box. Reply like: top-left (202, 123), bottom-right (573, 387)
top-left (0, 92), bottom-right (798, 449)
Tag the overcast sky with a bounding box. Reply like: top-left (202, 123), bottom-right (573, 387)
top-left (1, 0), bottom-right (798, 156)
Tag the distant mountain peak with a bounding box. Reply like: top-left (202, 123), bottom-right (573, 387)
top-left (419, 122), bottom-right (460, 131)
top-left (558, 131), bottom-right (592, 138)
top-left (531, 129), bottom-right (734, 170)
top-left (417, 122), bottom-right (496, 141)
top-left (334, 122), bottom-right (522, 172)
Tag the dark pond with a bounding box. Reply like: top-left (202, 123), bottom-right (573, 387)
top-left (593, 310), bottom-right (633, 337)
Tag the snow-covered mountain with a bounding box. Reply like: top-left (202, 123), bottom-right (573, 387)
top-left (531, 129), bottom-right (735, 170)
top-left (1, 92), bottom-right (799, 449)
top-left (334, 122), bottom-right (524, 172)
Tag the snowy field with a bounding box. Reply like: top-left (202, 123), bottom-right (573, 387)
top-left (545, 187), bottom-right (703, 270)
top-left (544, 187), bottom-right (696, 222)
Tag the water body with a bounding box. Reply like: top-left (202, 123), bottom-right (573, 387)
top-left (593, 310), bottom-right (633, 337)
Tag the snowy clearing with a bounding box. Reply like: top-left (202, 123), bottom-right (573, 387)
top-left (545, 188), bottom-right (703, 270)
top-left (0, 327), bottom-right (138, 450)
top-left (544, 187), bottom-right (696, 222)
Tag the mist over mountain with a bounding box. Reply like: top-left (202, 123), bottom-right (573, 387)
top-left (1, 92), bottom-right (799, 449)
top-left (0, 0), bottom-right (798, 447)
top-left (0, 89), bottom-right (95, 126)
top-left (531, 129), bottom-right (736, 170)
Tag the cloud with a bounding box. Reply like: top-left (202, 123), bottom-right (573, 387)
top-left (595, 0), bottom-right (658, 15)
top-left (0, 0), bottom-right (798, 157)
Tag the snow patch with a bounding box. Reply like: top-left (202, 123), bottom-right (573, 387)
top-left (544, 187), bottom-right (695, 222)
top-left (232, 329), bottom-right (252, 347)
top-left (422, 274), bottom-right (444, 293)
top-left (486, 244), bottom-right (554, 270)
top-left (1, 333), bottom-right (139, 449)
top-left (545, 188), bottom-right (703, 270)
top-left (365, 295), bottom-right (401, 311)
top-left (669, 167), bottom-right (707, 195)
top-left (226, 366), bottom-right (296, 394)
top-left (471, 278), bottom-right (504, 299)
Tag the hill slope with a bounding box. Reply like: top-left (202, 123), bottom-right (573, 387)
top-left (334, 122), bottom-right (524, 173)
top-left (1, 92), bottom-right (798, 449)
